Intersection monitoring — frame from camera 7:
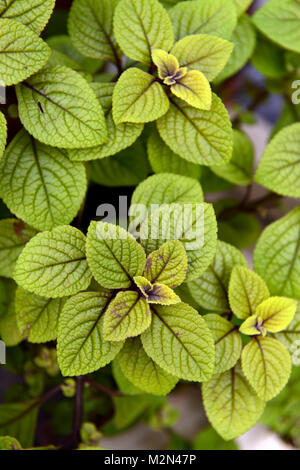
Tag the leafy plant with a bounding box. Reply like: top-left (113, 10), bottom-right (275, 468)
top-left (1, 0), bottom-right (300, 451)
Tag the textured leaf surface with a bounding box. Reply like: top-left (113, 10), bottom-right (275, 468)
top-left (254, 207), bottom-right (300, 300)
top-left (0, 0), bottom-right (55, 33)
top-left (68, 83), bottom-right (143, 161)
top-left (188, 241), bottom-right (247, 312)
top-left (255, 123), bottom-right (300, 198)
top-left (203, 363), bottom-right (264, 440)
top-left (142, 303), bottom-right (215, 381)
top-left (144, 240), bottom-right (187, 288)
top-left (141, 202), bottom-right (218, 282)
top-left (15, 287), bottom-right (65, 343)
top-left (171, 70), bottom-right (212, 110)
top-left (0, 19), bottom-right (50, 86)
top-left (157, 94), bottom-right (233, 166)
top-left (86, 221), bottom-right (146, 289)
top-left (103, 291), bottom-right (151, 341)
top-left (14, 226), bottom-right (92, 298)
top-left (117, 337), bottom-right (178, 395)
top-left (147, 129), bottom-right (201, 179)
top-left (239, 314), bottom-right (262, 337)
top-left (147, 283), bottom-right (181, 305)
top-left (0, 130), bottom-right (87, 231)
top-left (112, 68), bottom-right (169, 124)
top-left (229, 266), bottom-right (270, 319)
top-left (204, 314), bottom-right (242, 374)
top-left (131, 173), bottom-right (203, 221)
top-left (169, 0), bottom-right (237, 41)
top-left (241, 337), bottom-right (292, 401)
top-left (151, 49), bottom-right (180, 81)
top-left (114, 0), bottom-right (174, 65)
top-left (112, 360), bottom-right (143, 395)
top-left (211, 130), bottom-right (254, 186)
top-left (256, 297), bottom-right (297, 333)
top-left (0, 112), bottom-right (7, 160)
top-left (215, 14), bottom-right (256, 83)
top-left (0, 219), bottom-right (37, 278)
top-left (16, 65), bottom-right (107, 148)
top-left (57, 292), bottom-right (123, 376)
top-left (171, 34), bottom-right (233, 81)
top-left (253, 0), bottom-right (300, 53)
top-left (276, 302), bottom-right (300, 361)
top-left (68, 0), bottom-right (120, 61)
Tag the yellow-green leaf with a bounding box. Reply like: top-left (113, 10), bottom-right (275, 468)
top-left (256, 297), bottom-right (297, 333)
top-left (171, 34), bottom-right (233, 81)
top-left (103, 291), bottom-right (151, 341)
top-left (202, 362), bottom-right (264, 440)
top-left (143, 240), bottom-right (187, 288)
top-left (239, 314), bottom-right (266, 337)
top-left (241, 337), bottom-right (292, 401)
top-left (116, 337), bottom-right (178, 396)
top-left (112, 68), bottom-right (169, 124)
top-left (152, 49), bottom-right (180, 81)
top-left (229, 266), bottom-right (270, 319)
top-left (114, 0), bottom-right (174, 65)
top-left (171, 70), bottom-right (212, 110)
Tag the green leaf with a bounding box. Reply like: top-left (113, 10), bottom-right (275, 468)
top-left (0, 219), bottom-right (37, 278)
top-left (147, 129), bottom-right (201, 179)
top-left (113, 395), bottom-right (155, 429)
top-left (169, 0), bottom-right (237, 41)
top-left (275, 302), bottom-right (300, 362)
top-left (255, 123), bottom-right (300, 198)
top-left (89, 141), bottom-right (149, 187)
top-left (188, 241), bottom-right (248, 312)
top-left (202, 362), bottom-right (264, 440)
top-left (117, 337), bottom-right (178, 395)
top-left (256, 297), bottom-right (297, 333)
top-left (0, 19), bottom-right (50, 86)
top-left (254, 207), bottom-right (300, 300)
top-left (57, 291), bottom-right (123, 376)
top-left (0, 112), bottom-right (7, 160)
top-left (15, 287), bottom-right (65, 343)
top-left (241, 337), bottom-right (292, 401)
top-left (151, 49), bottom-right (181, 81)
top-left (14, 226), bottom-right (92, 298)
top-left (141, 202), bottom-right (218, 282)
top-left (0, 292), bottom-right (24, 346)
top-left (171, 34), bottom-right (233, 82)
top-left (112, 68), bottom-right (169, 124)
top-left (0, 401), bottom-right (38, 448)
top-left (141, 303), bottom-right (215, 381)
top-left (144, 240), bottom-right (187, 288)
top-left (211, 130), bottom-right (254, 186)
top-left (68, 0), bottom-right (120, 61)
top-left (233, 0), bottom-right (252, 16)
top-left (171, 70), bottom-right (212, 110)
top-left (114, 0), bottom-right (174, 65)
top-left (131, 173), bottom-right (203, 223)
top-left (0, 130), bottom-right (87, 231)
top-left (0, 436), bottom-right (22, 450)
top-left (214, 14), bottom-right (256, 83)
top-left (86, 221), bottom-right (146, 289)
top-left (193, 427), bottom-right (238, 451)
top-left (252, 0), bottom-right (300, 53)
top-left (204, 314), bottom-right (242, 374)
top-left (103, 291), bottom-right (151, 341)
top-left (16, 65), bottom-right (107, 149)
top-left (0, 0), bottom-right (55, 34)
top-left (239, 314), bottom-right (264, 337)
top-left (228, 266), bottom-right (270, 319)
top-left (68, 83), bottom-right (143, 161)
top-left (157, 94), bottom-right (233, 166)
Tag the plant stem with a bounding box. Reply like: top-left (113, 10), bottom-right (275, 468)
top-left (71, 376), bottom-right (84, 448)
top-left (218, 190), bottom-right (283, 221)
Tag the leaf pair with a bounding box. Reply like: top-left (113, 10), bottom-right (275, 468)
top-left (229, 265), bottom-right (296, 401)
